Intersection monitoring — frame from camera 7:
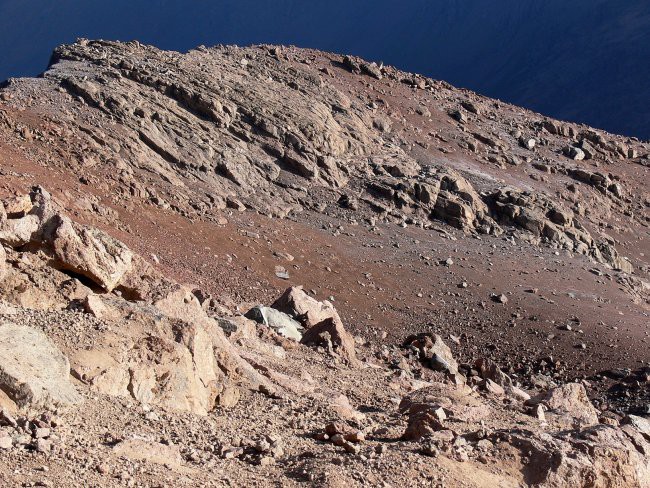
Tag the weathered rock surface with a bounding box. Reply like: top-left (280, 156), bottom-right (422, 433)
top-left (1, 39), bottom-right (642, 276)
top-left (271, 286), bottom-right (340, 328)
top-left (48, 216), bottom-right (133, 292)
top-left (301, 317), bottom-right (358, 366)
top-left (405, 333), bottom-right (459, 374)
top-left (0, 189), bottom-right (271, 415)
top-left (0, 322), bottom-right (82, 411)
top-left (527, 383), bottom-right (599, 428)
top-left (0, 39), bottom-right (647, 487)
top-left (245, 305), bottom-right (304, 341)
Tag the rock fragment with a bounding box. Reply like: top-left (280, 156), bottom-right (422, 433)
top-left (300, 317), bottom-right (358, 365)
top-left (0, 322), bottom-right (82, 410)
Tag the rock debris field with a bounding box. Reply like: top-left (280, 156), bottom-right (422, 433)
top-left (0, 40), bottom-right (648, 486)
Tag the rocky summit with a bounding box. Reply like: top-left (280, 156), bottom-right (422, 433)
top-left (0, 40), bottom-right (648, 487)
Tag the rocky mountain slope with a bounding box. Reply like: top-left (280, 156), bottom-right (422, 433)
top-left (0, 40), bottom-right (648, 486)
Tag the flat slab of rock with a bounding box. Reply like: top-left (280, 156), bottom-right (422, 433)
top-left (113, 438), bottom-right (185, 469)
top-left (0, 322), bottom-right (82, 410)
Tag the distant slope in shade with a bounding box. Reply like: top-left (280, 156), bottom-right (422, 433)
top-left (0, 0), bottom-right (648, 138)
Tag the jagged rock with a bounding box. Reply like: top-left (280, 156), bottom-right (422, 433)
top-left (271, 286), bottom-right (340, 329)
top-left (400, 384), bottom-right (493, 440)
top-left (519, 137), bottom-right (536, 150)
top-left (72, 287), bottom-right (270, 414)
top-left (474, 357), bottom-right (513, 388)
top-left (405, 333), bottom-right (458, 374)
top-left (245, 305), bottom-right (303, 341)
top-left (461, 100), bottom-right (480, 115)
top-left (342, 55), bottom-right (361, 73)
top-left (360, 61), bottom-right (383, 80)
top-left (0, 322), bottom-right (82, 411)
top-left (300, 317), bottom-right (358, 366)
top-left (563, 145), bottom-right (586, 161)
top-left (47, 215), bottom-right (133, 292)
top-left (1, 194), bottom-right (32, 218)
top-left (623, 415), bottom-right (650, 437)
top-left (0, 214), bottom-right (39, 247)
top-left (450, 109), bottom-right (467, 124)
top-left (526, 383), bottom-right (599, 428)
top-left (71, 349), bottom-right (130, 398)
top-left (499, 424), bottom-right (650, 487)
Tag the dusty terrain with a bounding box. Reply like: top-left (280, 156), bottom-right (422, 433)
top-left (0, 40), bottom-right (648, 486)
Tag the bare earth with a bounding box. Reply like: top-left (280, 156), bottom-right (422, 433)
top-left (0, 40), bottom-right (648, 487)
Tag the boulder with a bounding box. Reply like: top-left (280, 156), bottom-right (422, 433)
top-left (127, 336), bottom-right (218, 414)
top-left (300, 317), bottom-right (358, 366)
top-left (563, 146), bottom-right (586, 161)
top-left (245, 305), bottom-right (303, 341)
top-left (405, 333), bottom-right (458, 374)
top-left (623, 415), bottom-right (650, 437)
top-left (0, 322), bottom-right (82, 411)
top-left (0, 214), bottom-right (39, 247)
top-left (500, 424), bottom-right (650, 487)
top-left (1, 194), bottom-right (32, 218)
top-left (527, 383), bottom-right (598, 428)
top-left (48, 215), bottom-right (133, 291)
top-left (400, 384), bottom-right (493, 440)
top-left (271, 286), bottom-right (340, 328)
top-left (71, 349), bottom-right (130, 398)
top-left (474, 357), bottom-right (513, 388)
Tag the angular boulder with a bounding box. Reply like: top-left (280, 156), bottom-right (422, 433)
top-left (501, 424), bottom-right (650, 487)
top-left (300, 317), bottom-right (358, 366)
top-left (271, 286), bottom-right (340, 328)
top-left (0, 214), bottom-right (40, 247)
top-left (48, 215), bottom-right (133, 291)
top-left (474, 357), bottom-right (513, 387)
top-left (245, 305), bottom-right (303, 341)
top-left (400, 384), bottom-right (493, 440)
top-left (527, 383), bottom-right (599, 428)
top-left (0, 322), bottom-right (82, 410)
top-left (405, 333), bottom-right (458, 374)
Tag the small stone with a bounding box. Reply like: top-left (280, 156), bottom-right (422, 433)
top-left (482, 378), bottom-right (505, 396)
top-left (33, 427), bottom-right (51, 439)
top-left (342, 441), bottom-right (360, 454)
top-left (343, 431), bottom-right (365, 443)
top-left (520, 138), bottom-right (536, 150)
top-left (274, 265), bottom-right (290, 280)
top-left (222, 447), bottom-right (243, 459)
top-left (259, 456), bottom-right (275, 466)
top-left (0, 435), bottom-right (12, 449)
top-left (420, 444), bottom-right (439, 457)
top-left (491, 293), bottom-right (508, 304)
top-left (35, 438), bottom-right (51, 453)
top-left (432, 407), bottom-right (447, 422)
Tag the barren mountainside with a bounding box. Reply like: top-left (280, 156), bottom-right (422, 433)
top-left (0, 40), bottom-right (648, 486)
